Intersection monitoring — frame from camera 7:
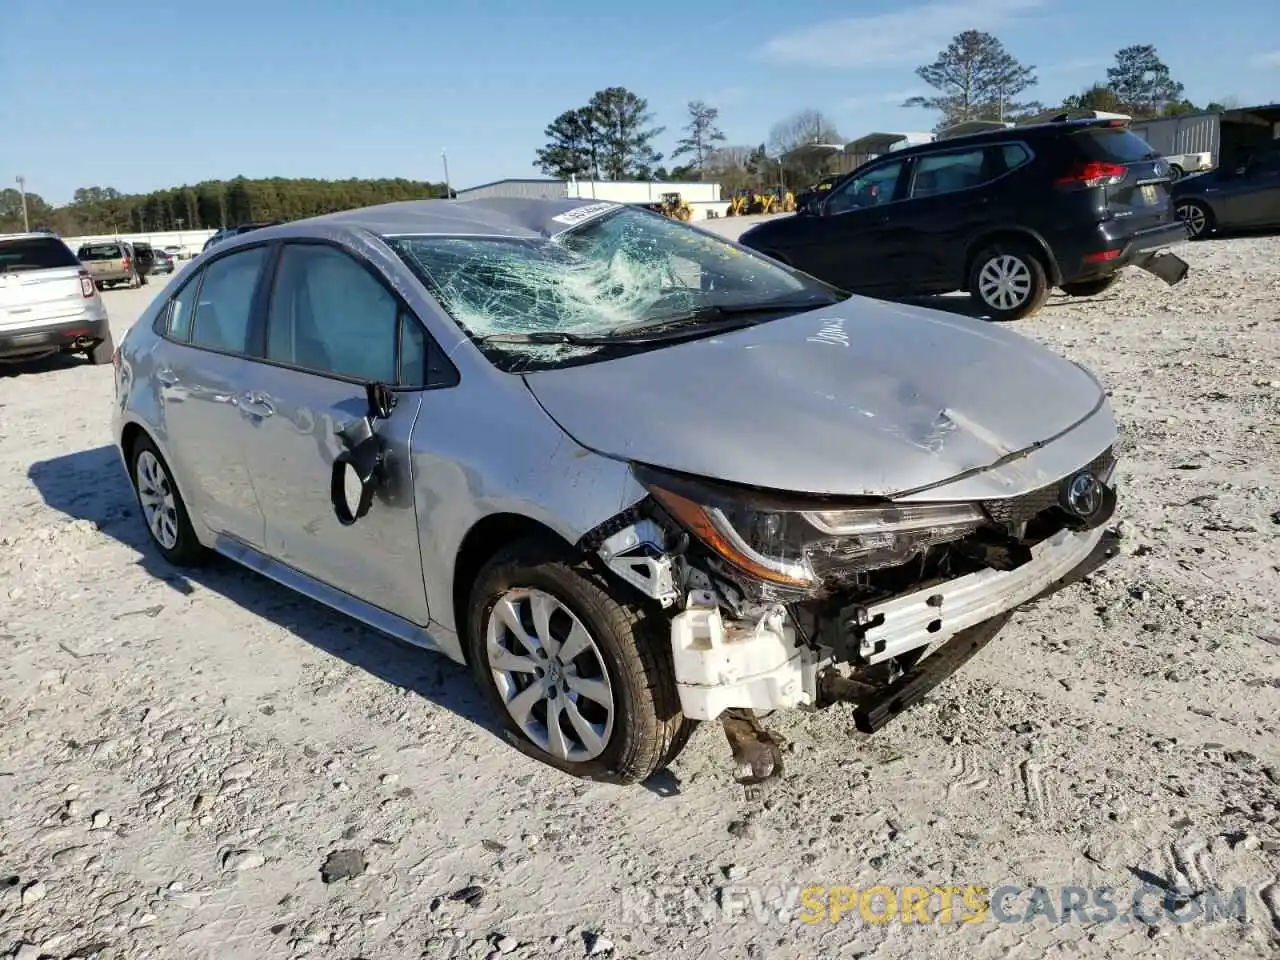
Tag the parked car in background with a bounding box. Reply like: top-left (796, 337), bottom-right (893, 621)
top-left (163, 244), bottom-right (187, 261)
top-left (1165, 151), bottom-right (1213, 180)
top-left (1172, 139), bottom-right (1280, 239)
top-left (737, 117), bottom-right (1190, 321)
top-left (111, 197), bottom-right (1119, 788)
top-left (152, 249), bottom-right (176, 274)
top-left (0, 232), bottom-right (113, 363)
top-left (77, 240), bottom-right (144, 290)
top-left (202, 221), bottom-right (283, 253)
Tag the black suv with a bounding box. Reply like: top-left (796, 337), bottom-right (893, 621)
top-left (738, 117), bottom-right (1189, 321)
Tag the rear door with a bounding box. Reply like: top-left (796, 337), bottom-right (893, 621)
top-left (0, 236), bottom-right (92, 333)
top-left (232, 240), bottom-right (433, 624)
top-left (149, 245), bottom-right (271, 546)
top-left (1066, 124), bottom-right (1175, 231)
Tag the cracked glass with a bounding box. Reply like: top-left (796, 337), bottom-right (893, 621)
top-left (387, 206), bottom-right (833, 369)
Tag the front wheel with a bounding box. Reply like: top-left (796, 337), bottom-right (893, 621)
top-left (466, 539), bottom-right (691, 784)
top-left (1176, 199), bottom-right (1213, 239)
top-left (1060, 275), bottom-right (1121, 297)
top-left (968, 241), bottom-right (1049, 321)
top-left (1168, 163), bottom-right (1184, 181)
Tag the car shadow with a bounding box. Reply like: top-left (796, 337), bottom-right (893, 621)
top-left (27, 444), bottom-right (504, 741)
top-left (900, 288), bottom-right (1124, 321)
top-left (0, 352), bottom-right (91, 377)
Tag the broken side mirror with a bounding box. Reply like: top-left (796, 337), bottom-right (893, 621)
top-left (329, 382), bottom-right (397, 526)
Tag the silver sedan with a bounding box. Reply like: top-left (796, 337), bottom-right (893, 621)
top-left (111, 197), bottom-right (1118, 788)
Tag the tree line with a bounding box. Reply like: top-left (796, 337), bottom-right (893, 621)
top-left (535, 36), bottom-right (1234, 192)
top-left (0, 176), bottom-right (450, 237)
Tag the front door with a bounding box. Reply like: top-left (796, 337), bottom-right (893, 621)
top-left (151, 245), bottom-right (270, 547)
top-left (794, 157), bottom-right (911, 291)
top-left (233, 241), bottom-right (431, 625)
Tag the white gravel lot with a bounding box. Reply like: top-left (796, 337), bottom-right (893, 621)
top-left (1, 234), bottom-right (1279, 960)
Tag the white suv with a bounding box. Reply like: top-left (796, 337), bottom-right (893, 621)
top-left (0, 233), bottom-right (113, 364)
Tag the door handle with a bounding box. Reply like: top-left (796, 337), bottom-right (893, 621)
top-left (156, 367), bottom-right (178, 386)
top-left (239, 391), bottom-right (275, 417)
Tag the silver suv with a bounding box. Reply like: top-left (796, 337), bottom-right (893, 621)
top-left (1, 233), bottom-right (113, 364)
top-left (111, 199), bottom-right (1118, 789)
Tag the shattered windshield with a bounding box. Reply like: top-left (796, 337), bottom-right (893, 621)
top-left (387, 206), bottom-right (840, 369)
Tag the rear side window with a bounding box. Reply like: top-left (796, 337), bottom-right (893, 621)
top-left (162, 272), bottom-right (201, 341)
top-left (78, 243), bottom-right (122, 260)
top-left (0, 236), bottom-right (80, 271)
top-left (909, 148), bottom-right (988, 198)
top-left (1071, 129), bottom-right (1159, 163)
top-left (189, 246), bottom-right (267, 353)
top-left (1001, 143), bottom-right (1032, 172)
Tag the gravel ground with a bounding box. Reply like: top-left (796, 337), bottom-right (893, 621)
top-left (1, 234), bottom-right (1278, 960)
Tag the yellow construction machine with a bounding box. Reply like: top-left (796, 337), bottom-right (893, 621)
top-left (725, 193), bottom-right (750, 217)
top-left (657, 192), bottom-right (693, 221)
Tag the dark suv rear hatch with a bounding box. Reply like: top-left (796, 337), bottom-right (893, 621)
top-left (1060, 123), bottom-right (1174, 230)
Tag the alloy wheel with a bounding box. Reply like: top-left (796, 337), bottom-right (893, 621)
top-left (484, 587), bottom-right (615, 762)
top-left (1177, 202), bottom-right (1207, 238)
top-left (135, 449), bottom-right (179, 550)
top-left (977, 254), bottom-right (1033, 311)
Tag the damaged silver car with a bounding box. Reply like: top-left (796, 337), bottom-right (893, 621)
top-left (111, 197), bottom-right (1118, 790)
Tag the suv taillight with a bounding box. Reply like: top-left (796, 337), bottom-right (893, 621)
top-left (121, 257), bottom-right (131, 271)
top-left (78, 270), bottom-right (95, 298)
top-left (1055, 161), bottom-right (1127, 188)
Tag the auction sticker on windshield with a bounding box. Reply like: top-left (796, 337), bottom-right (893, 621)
top-left (551, 202), bottom-right (618, 227)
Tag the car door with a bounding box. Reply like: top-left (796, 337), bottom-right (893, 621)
top-left (1227, 147), bottom-right (1280, 226)
top-left (149, 244), bottom-right (271, 547)
top-left (788, 157), bottom-right (911, 291)
top-left (234, 240), bottom-right (432, 625)
top-left (882, 144), bottom-right (1010, 289)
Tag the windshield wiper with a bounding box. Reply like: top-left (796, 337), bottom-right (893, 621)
top-left (481, 330), bottom-right (619, 346)
top-left (611, 298), bottom-right (836, 337)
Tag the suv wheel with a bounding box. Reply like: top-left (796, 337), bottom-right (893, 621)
top-left (1060, 275), bottom-right (1120, 297)
top-left (1176, 200), bottom-right (1213, 239)
top-left (466, 539), bottom-right (691, 784)
top-left (969, 242), bottom-right (1049, 321)
top-left (128, 435), bottom-right (211, 566)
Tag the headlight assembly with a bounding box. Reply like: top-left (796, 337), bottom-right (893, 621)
top-left (639, 469), bottom-right (983, 590)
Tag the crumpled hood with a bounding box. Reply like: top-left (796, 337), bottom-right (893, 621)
top-left (523, 297), bottom-right (1107, 498)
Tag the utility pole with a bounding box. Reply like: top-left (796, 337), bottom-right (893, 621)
top-left (15, 176), bottom-right (29, 232)
top-left (441, 150), bottom-right (452, 199)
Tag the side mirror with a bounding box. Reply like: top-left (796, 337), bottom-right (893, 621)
top-left (329, 382), bottom-right (397, 525)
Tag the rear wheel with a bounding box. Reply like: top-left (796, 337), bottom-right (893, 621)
top-left (466, 539), bottom-right (691, 784)
top-left (1060, 275), bottom-right (1121, 297)
top-left (968, 241), bottom-right (1049, 321)
top-left (1168, 163), bottom-right (1184, 181)
top-left (128, 435), bottom-right (211, 567)
top-left (1176, 199), bottom-right (1213, 239)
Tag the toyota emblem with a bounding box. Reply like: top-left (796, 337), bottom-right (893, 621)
top-left (1064, 471), bottom-right (1103, 519)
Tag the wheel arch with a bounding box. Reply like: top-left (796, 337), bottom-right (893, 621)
top-left (450, 512), bottom-right (578, 663)
top-left (964, 228), bottom-right (1061, 287)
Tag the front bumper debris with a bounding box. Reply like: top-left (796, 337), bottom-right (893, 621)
top-left (1132, 249), bottom-right (1190, 286)
top-left (849, 524), bottom-right (1107, 666)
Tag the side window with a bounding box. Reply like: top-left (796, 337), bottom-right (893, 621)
top-left (1001, 143), bottom-right (1031, 173)
top-left (398, 316), bottom-right (426, 385)
top-left (189, 246), bottom-right (267, 353)
top-left (826, 160), bottom-right (905, 215)
top-left (265, 244), bottom-right (400, 383)
top-left (160, 271), bottom-right (202, 341)
top-left (908, 148), bottom-right (989, 199)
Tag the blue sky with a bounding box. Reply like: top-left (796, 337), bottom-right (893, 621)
top-left (2, 0), bottom-right (1276, 205)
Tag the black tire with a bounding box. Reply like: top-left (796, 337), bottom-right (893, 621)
top-left (1168, 163), bottom-right (1184, 181)
top-left (1060, 275), bottom-right (1121, 297)
top-left (128, 434), bottom-right (212, 567)
top-left (466, 538), bottom-right (691, 784)
top-left (94, 281), bottom-right (104, 291)
top-left (1176, 199), bottom-right (1213, 240)
top-left (968, 240), bottom-right (1050, 321)
top-left (88, 329), bottom-right (115, 364)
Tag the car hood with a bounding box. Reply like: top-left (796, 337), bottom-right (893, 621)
top-left (522, 298), bottom-right (1107, 498)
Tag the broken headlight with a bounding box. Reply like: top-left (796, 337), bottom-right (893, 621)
top-left (640, 468), bottom-right (983, 590)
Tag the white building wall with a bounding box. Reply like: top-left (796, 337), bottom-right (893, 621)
top-left (564, 180), bottom-right (722, 204)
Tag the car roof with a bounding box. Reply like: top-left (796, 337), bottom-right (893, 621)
top-left (284, 197), bottom-right (630, 241)
top-left (886, 117), bottom-right (1128, 159)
